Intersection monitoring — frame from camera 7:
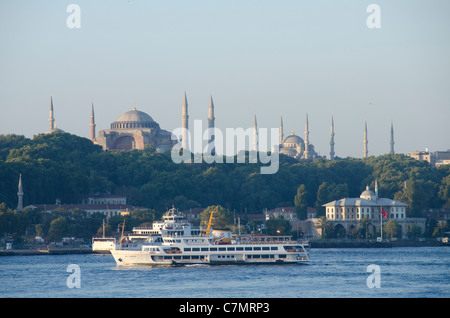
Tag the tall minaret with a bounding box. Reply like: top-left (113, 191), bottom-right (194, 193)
top-left (330, 115), bottom-right (335, 160)
top-left (279, 115), bottom-right (284, 145)
top-left (208, 95), bottom-right (215, 155)
top-left (90, 102), bottom-right (96, 142)
top-left (304, 113), bottom-right (310, 159)
top-left (181, 91), bottom-right (189, 150)
top-left (390, 122), bottom-right (395, 154)
top-left (363, 121), bottom-right (369, 158)
top-left (17, 173), bottom-right (24, 211)
top-left (253, 114), bottom-right (258, 152)
top-left (49, 95), bottom-right (55, 132)
top-left (374, 179), bottom-right (379, 198)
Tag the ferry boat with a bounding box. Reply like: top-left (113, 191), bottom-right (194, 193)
top-left (110, 208), bottom-right (310, 266)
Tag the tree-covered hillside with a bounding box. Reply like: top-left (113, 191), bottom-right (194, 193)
top-left (0, 132), bottom-right (449, 217)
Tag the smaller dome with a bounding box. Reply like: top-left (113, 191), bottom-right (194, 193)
top-left (360, 186), bottom-right (377, 200)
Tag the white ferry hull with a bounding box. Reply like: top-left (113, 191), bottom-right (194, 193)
top-left (109, 208), bottom-right (310, 266)
top-left (111, 246), bottom-right (310, 266)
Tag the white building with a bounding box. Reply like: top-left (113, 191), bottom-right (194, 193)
top-left (323, 184), bottom-right (408, 221)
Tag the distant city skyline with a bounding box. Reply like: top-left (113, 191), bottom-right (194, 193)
top-left (1, 1), bottom-right (449, 158)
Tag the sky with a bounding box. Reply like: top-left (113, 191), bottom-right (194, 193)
top-left (0, 0), bottom-right (449, 158)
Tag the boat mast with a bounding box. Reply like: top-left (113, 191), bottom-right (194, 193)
top-left (119, 219), bottom-right (126, 250)
top-left (201, 210), bottom-right (215, 236)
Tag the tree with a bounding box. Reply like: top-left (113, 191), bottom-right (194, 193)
top-left (48, 216), bottom-right (68, 242)
top-left (315, 182), bottom-right (329, 217)
top-left (200, 205), bottom-right (233, 230)
top-left (315, 216), bottom-right (333, 239)
top-left (407, 223), bottom-right (422, 239)
top-left (265, 217), bottom-right (292, 236)
top-left (384, 219), bottom-right (398, 240)
top-left (294, 184), bottom-right (308, 220)
top-left (439, 175), bottom-right (450, 207)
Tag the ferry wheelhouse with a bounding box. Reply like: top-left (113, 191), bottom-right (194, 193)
top-left (110, 208), bottom-right (310, 266)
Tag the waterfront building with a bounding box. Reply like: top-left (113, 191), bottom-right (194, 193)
top-left (28, 203), bottom-right (143, 217)
top-left (323, 184), bottom-right (407, 221)
top-left (80, 193), bottom-right (127, 205)
top-left (322, 183), bottom-right (427, 239)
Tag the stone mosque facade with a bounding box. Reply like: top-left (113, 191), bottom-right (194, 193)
top-left (92, 105), bottom-right (175, 152)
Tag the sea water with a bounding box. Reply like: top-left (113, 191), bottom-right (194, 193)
top-left (0, 247), bottom-right (448, 298)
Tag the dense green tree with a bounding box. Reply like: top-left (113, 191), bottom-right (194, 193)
top-left (294, 184), bottom-right (308, 220)
top-left (265, 217), bottom-right (292, 236)
top-left (1, 132), bottom-right (449, 242)
top-left (48, 216), bottom-right (68, 242)
top-left (200, 205), bottom-right (233, 231)
top-left (384, 219), bottom-right (398, 240)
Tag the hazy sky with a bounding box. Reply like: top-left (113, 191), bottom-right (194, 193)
top-left (1, 0), bottom-right (449, 158)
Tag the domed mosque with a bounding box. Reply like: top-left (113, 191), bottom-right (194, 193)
top-left (93, 105), bottom-right (175, 152)
top-left (278, 114), bottom-right (321, 160)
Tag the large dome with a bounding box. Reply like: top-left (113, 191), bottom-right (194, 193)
top-left (282, 133), bottom-right (304, 145)
top-left (111, 106), bottom-right (158, 129)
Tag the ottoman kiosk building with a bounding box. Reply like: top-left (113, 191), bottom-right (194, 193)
top-left (322, 182), bottom-right (426, 238)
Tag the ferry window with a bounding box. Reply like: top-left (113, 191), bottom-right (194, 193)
top-left (182, 256), bottom-right (190, 260)
top-left (262, 254), bottom-right (269, 259)
top-left (227, 247), bottom-right (235, 251)
top-left (279, 254), bottom-right (286, 258)
top-left (236, 247), bottom-right (244, 251)
top-left (219, 247), bottom-right (226, 251)
top-left (192, 248), bottom-right (200, 251)
top-left (245, 247), bottom-right (252, 251)
top-left (210, 247), bottom-right (217, 251)
top-left (184, 248), bottom-right (191, 252)
top-left (254, 247), bottom-right (261, 251)
top-left (201, 248), bottom-right (208, 251)
top-left (192, 255), bottom-right (199, 259)
top-left (270, 246), bottom-right (278, 250)
top-left (174, 256), bottom-right (181, 260)
top-left (262, 246), bottom-right (270, 251)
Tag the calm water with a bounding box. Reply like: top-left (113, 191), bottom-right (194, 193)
top-left (0, 247), bottom-right (448, 298)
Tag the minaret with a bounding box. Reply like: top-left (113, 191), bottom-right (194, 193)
top-left (181, 91), bottom-right (189, 150)
top-left (17, 174), bottom-right (24, 211)
top-left (49, 95), bottom-right (55, 132)
top-left (279, 115), bottom-right (284, 145)
top-left (304, 113), bottom-right (310, 159)
top-left (330, 115), bottom-right (335, 160)
top-left (390, 122), bottom-right (395, 154)
top-left (90, 102), bottom-right (96, 142)
top-left (363, 121), bottom-right (369, 158)
top-left (253, 114), bottom-right (258, 152)
top-left (375, 179), bottom-right (379, 198)
top-left (208, 95), bottom-right (215, 155)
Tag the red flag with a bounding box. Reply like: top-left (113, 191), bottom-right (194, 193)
top-left (381, 208), bottom-right (388, 218)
